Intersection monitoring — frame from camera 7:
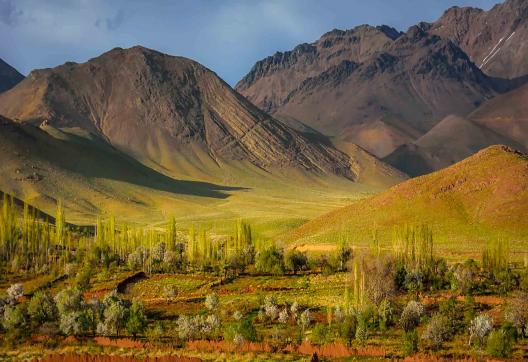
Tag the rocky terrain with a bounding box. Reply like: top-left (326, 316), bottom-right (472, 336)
top-left (0, 46), bottom-right (356, 180)
top-left (237, 0), bottom-right (527, 167)
top-left (429, 0), bottom-right (528, 79)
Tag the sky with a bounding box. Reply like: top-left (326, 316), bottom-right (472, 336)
top-left (0, 0), bottom-right (500, 86)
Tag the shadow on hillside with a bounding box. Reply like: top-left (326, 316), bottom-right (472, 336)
top-left (25, 125), bottom-right (248, 199)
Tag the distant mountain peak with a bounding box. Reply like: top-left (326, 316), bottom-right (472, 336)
top-left (0, 47), bottom-right (356, 181)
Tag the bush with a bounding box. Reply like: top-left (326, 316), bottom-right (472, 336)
top-left (421, 313), bottom-right (453, 350)
top-left (255, 246), bottom-right (285, 275)
top-left (284, 250), bottom-right (308, 274)
top-left (27, 291), bottom-right (58, 327)
top-left (486, 329), bottom-right (513, 358)
top-left (224, 318), bottom-right (257, 342)
top-left (402, 329), bottom-right (419, 356)
top-left (339, 315), bottom-right (357, 346)
top-left (400, 301), bottom-right (424, 332)
top-left (2, 304), bottom-right (29, 341)
top-left (468, 314), bottom-right (493, 347)
top-left (311, 323), bottom-right (331, 345)
top-left (205, 293), bottom-right (219, 311)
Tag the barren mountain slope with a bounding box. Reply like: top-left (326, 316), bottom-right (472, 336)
top-left (469, 82), bottom-right (528, 148)
top-left (384, 115), bottom-right (525, 176)
top-left (237, 25), bottom-right (502, 157)
top-left (429, 0), bottom-right (528, 79)
top-left (0, 46), bottom-right (353, 181)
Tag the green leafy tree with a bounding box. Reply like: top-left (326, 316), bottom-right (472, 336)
top-left (27, 291), bottom-right (58, 327)
top-left (127, 300), bottom-right (147, 338)
top-left (255, 246), bottom-right (285, 275)
top-left (284, 250), bottom-right (308, 274)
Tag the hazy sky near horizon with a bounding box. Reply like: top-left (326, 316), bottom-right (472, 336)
top-left (1, 0), bottom-right (500, 85)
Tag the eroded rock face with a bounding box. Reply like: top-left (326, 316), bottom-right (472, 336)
top-left (0, 46), bottom-right (353, 179)
top-left (237, 24), bottom-right (502, 158)
top-left (429, 0), bottom-right (528, 79)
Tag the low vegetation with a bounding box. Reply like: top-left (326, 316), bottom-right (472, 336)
top-left (1, 195), bottom-right (528, 361)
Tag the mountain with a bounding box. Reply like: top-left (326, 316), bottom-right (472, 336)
top-left (0, 46), bottom-right (354, 181)
top-left (0, 114), bottom-right (244, 223)
top-left (0, 46), bottom-right (408, 226)
top-left (285, 145), bottom-right (528, 249)
top-left (383, 115), bottom-right (524, 176)
top-left (429, 0), bottom-right (528, 79)
top-left (236, 25), bottom-right (503, 158)
top-left (469, 82), bottom-right (528, 149)
top-left (384, 79), bottom-right (528, 176)
top-left (0, 58), bottom-right (24, 93)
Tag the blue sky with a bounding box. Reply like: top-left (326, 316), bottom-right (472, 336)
top-left (0, 0), bottom-right (500, 86)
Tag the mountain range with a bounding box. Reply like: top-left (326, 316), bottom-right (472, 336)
top-left (0, 0), bottom-right (526, 233)
top-left (236, 0), bottom-right (528, 174)
top-left (0, 48), bottom-right (404, 224)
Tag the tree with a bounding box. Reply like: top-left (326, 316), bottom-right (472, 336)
top-left (59, 310), bottom-right (90, 336)
top-left (255, 246), bottom-right (285, 275)
top-left (468, 314), bottom-right (493, 347)
top-left (127, 300), bottom-right (147, 338)
top-left (400, 301), bottom-right (424, 332)
top-left (486, 329), bottom-right (514, 358)
top-left (205, 293), bottom-right (219, 311)
top-left (285, 250), bottom-right (308, 274)
top-left (27, 291), bottom-right (58, 326)
top-left (422, 313), bottom-right (453, 350)
top-left (54, 287), bottom-right (83, 314)
top-left (98, 295), bottom-right (129, 336)
top-left (6, 284), bottom-right (23, 303)
top-left (2, 304), bottom-right (29, 342)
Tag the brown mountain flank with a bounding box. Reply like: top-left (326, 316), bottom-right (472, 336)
top-left (429, 0), bottom-right (528, 79)
top-left (383, 114), bottom-right (525, 176)
top-left (0, 46), bottom-right (354, 181)
top-left (237, 24), bottom-right (507, 158)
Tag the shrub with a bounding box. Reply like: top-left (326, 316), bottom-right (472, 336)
top-left (59, 310), bottom-right (90, 336)
top-left (224, 318), bottom-right (257, 342)
top-left (400, 301), bottom-right (424, 332)
top-left (127, 300), bottom-right (147, 338)
top-left (311, 323), bottom-right (330, 344)
top-left (402, 329), bottom-right (419, 356)
top-left (6, 284), bottom-right (23, 303)
top-left (468, 314), bottom-right (493, 347)
top-left (339, 315), bottom-right (357, 346)
top-left (486, 329), bottom-right (513, 358)
top-left (364, 258), bottom-right (396, 306)
top-left (355, 314), bottom-right (369, 344)
top-left (204, 293), bottom-right (219, 311)
top-left (298, 309), bottom-right (312, 331)
top-left (421, 313), bottom-right (453, 350)
top-left (284, 250), bottom-right (308, 274)
top-left (504, 295), bottom-right (528, 337)
top-left (255, 246), bottom-right (285, 275)
top-left (2, 304), bottom-right (29, 341)
top-left (27, 291), bottom-right (58, 326)
top-left (54, 287), bottom-right (83, 314)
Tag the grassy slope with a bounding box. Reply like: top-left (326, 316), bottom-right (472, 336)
top-left (284, 145), bottom-right (528, 257)
top-left (0, 119), bottom-right (386, 238)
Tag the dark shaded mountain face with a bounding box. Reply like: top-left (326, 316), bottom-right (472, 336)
top-left (0, 58), bottom-right (24, 93)
top-left (429, 0), bottom-right (528, 79)
top-left (383, 115), bottom-right (525, 176)
top-left (236, 24), bottom-right (506, 158)
top-left (0, 46), bottom-right (353, 180)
